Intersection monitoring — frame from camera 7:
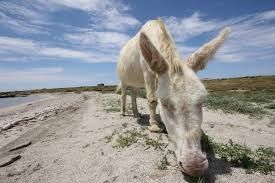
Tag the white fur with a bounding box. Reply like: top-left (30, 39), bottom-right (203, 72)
top-left (117, 18), bottom-right (230, 176)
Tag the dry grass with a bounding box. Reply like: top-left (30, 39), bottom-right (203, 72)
top-left (203, 75), bottom-right (275, 92)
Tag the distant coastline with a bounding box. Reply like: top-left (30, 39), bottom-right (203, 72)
top-left (1, 75), bottom-right (274, 98)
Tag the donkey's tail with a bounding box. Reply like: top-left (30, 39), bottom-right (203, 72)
top-left (115, 82), bottom-right (122, 94)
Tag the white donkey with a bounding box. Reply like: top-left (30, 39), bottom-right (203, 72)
top-left (117, 18), bottom-right (230, 176)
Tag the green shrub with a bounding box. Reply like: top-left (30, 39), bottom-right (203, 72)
top-left (201, 133), bottom-right (275, 174)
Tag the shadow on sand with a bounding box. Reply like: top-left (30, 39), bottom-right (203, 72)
top-left (137, 114), bottom-right (232, 183)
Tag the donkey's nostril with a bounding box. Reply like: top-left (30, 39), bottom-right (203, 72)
top-left (179, 161), bottom-right (183, 168)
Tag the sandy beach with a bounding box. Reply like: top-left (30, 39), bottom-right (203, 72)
top-left (0, 92), bottom-right (274, 183)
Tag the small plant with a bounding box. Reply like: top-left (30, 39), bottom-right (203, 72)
top-left (103, 98), bottom-right (132, 113)
top-left (104, 130), bottom-right (117, 143)
top-left (83, 95), bottom-right (89, 100)
top-left (206, 92), bottom-right (267, 118)
top-left (112, 128), bottom-right (166, 150)
top-left (122, 122), bottom-right (127, 128)
top-left (144, 136), bottom-right (165, 150)
top-left (113, 129), bottom-right (146, 148)
top-left (197, 176), bottom-right (206, 183)
top-left (201, 133), bottom-right (275, 174)
top-left (188, 176), bottom-right (206, 183)
top-left (157, 156), bottom-right (169, 170)
top-left (104, 98), bottom-right (121, 112)
top-left (264, 103), bottom-right (275, 109)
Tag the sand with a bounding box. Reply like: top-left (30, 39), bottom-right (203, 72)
top-left (0, 92), bottom-right (274, 183)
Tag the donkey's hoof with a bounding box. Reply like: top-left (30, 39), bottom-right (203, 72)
top-left (148, 124), bottom-right (161, 133)
top-left (133, 113), bottom-right (142, 118)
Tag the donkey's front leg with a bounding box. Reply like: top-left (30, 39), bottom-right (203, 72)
top-left (144, 74), bottom-right (161, 132)
top-left (147, 98), bottom-right (160, 132)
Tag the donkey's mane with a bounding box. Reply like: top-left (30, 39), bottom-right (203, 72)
top-left (156, 18), bottom-right (182, 74)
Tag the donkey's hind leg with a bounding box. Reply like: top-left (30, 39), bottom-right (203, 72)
top-left (130, 87), bottom-right (141, 118)
top-left (120, 82), bottom-right (127, 116)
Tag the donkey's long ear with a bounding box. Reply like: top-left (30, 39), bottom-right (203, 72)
top-left (139, 32), bottom-right (168, 74)
top-left (187, 27), bottom-right (231, 72)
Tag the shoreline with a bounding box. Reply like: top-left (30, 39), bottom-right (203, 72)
top-left (0, 75), bottom-right (275, 99)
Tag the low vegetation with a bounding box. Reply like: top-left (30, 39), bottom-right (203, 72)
top-left (112, 129), bottom-right (146, 148)
top-left (104, 130), bottom-right (118, 143)
top-left (265, 103), bottom-right (275, 109)
top-left (102, 98), bottom-right (132, 113)
top-left (157, 156), bottom-right (169, 170)
top-left (201, 133), bottom-right (275, 174)
top-left (104, 128), bottom-right (166, 150)
top-left (106, 126), bottom-right (274, 175)
top-left (0, 85), bottom-right (117, 98)
top-left (205, 90), bottom-right (275, 117)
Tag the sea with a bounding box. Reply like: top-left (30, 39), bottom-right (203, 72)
top-left (0, 95), bottom-right (41, 108)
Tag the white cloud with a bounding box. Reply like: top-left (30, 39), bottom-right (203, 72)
top-left (40, 47), bottom-right (117, 62)
top-left (95, 8), bottom-right (140, 31)
top-left (0, 67), bottom-right (64, 82)
top-left (64, 31), bottom-right (130, 49)
top-left (38, 0), bottom-right (140, 32)
top-left (0, 0), bottom-right (140, 35)
top-left (0, 36), bottom-right (117, 63)
top-left (43, 0), bottom-right (107, 12)
top-left (0, 1), bottom-right (50, 34)
top-left (0, 0), bottom-right (139, 63)
top-left (165, 10), bottom-right (275, 63)
top-left (165, 12), bottom-right (222, 42)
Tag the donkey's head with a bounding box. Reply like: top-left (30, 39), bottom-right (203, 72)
top-left (139, 27), bottom-right (231, 176)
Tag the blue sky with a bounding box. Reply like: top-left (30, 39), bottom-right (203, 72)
top-left (0, 0), bottom-right (275, 91)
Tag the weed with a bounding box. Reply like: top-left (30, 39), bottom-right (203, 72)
top-left (206, 92), bottom-right (268, 118)
top-left (122, 122), bottom-right (128, 128)
top-left (144, 136), bottom-right (165, 150)
top-left (112, 128), bottom-right (166, 150)
top-left (103, 98), bottom-right (131, 113)
top-left (83, 95), bottom-right (89, 100)
top-left (201, 133), bottom-right (275, 174)
top-left (104, 130), bottom-right (117, 143)
top-left (197, 176), bottom-right (206, 183)
top-left (188, 176), bottom-right (206, 183)
top-left (104, 98), bottom-right (121, 112)
top-left (264, 103), bottom-right (275, 109)
top-left (157, 156), bottom-right (169, 170)
top-left (113, 129), bottom-right (146, 148)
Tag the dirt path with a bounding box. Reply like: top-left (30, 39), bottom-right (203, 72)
top-left (0, 92), bottom-right (274, 183)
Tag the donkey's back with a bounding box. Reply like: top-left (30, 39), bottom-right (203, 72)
top-left (117, 19), bottom-right (166, 88)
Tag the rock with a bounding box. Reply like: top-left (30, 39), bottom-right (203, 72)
top-left (6, 170), bottom-right (25, 177)
top-left (9, 141), bottom-right (32, 152)
top-left (2, 123), bottom-right (12, 130)
top-left (0, 155), bottom-right (21, 168)
top-left (32, 163), bottom-right (42, 172)
top-left (82, 144), bottom-right (90, 148)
